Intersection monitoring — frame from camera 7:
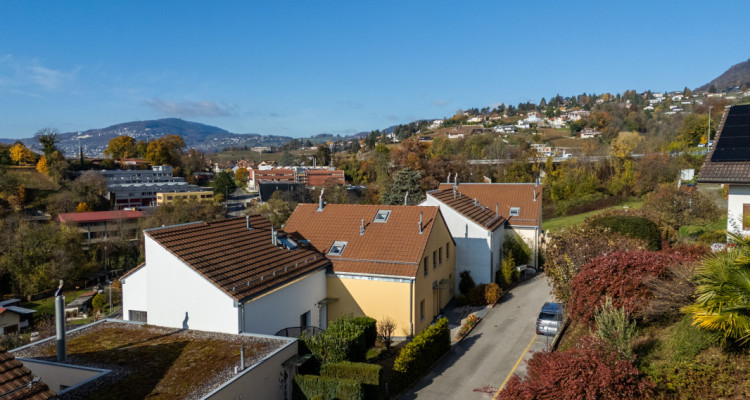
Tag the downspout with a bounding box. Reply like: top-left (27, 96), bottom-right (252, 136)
top-left (409, 279), bottom-right (414, 337)
top-left (534, 226), bottom-right (539, 269)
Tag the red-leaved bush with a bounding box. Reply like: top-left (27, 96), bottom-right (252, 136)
top-left (500, 336), bottom-right (654, 400)
top-left (568, 249), bottom-right (703, 324)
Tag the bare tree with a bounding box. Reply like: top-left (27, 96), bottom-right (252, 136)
top-left (377, 316), bottom-right (396, 351)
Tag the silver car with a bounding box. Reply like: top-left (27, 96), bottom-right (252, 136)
top-left (536, 302), bottom-right (563, 336)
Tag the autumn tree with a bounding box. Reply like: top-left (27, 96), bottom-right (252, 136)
top-left (9, 142), bottom-right (36, 165)
top-left (104, 135), bottom-right (138, 159)
top-left (234, 167), bottom-right (248, 187)
top-left (36, 155), bottom-right (50, 175)
top-left (145, 135), bottom-right (185, 167)
top-left (69, 171), bottom-right (108, 210)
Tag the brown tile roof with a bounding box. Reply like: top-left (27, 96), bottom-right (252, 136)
top-left (436, 183), bottom-right (542, 227)
top-left (428, 187), bottom-right (506, 231)
top-left (144, 215), bottom-right (330, 302)
top-left (57, 210), bottom-right (144, 224)
top-left (0, 348), bottom-right (55, 400)
top-left (283, 204), bottom-right (443, 277)
top-left (698, 105), bottom-right (750, 183)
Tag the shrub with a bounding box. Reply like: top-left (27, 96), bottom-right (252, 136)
top-left (500, 336), bottom-right (654, 399)
top-left (303, 315), bottom-right (368, 364)
top-left (377, 316), bottom-right (396, 351)
top-left (458, 270), bottom-right (475, 295)
top-left (643, 184), bottom-right (719, 227)
top-left (503, 235), bottom-right (530, 265)
top-left (321, 362), bottom-right (381, 400)
top-left (456, 314), bottom-right (481, 341)
top-left (293, 374), bottom-right (363, 400)
top-left (498, 254), bottom-right (516, 289)
top-left (590, 215), bottom-right (662, 251)
top-left (484, 283), bottom-right (502, 305)
top-left (467, 284), bottom-right (486, 306)
top-left (393, 317), bottom-right (450, 389)
top-left (569, 250), bottom-right (702, 324)
top-left (92, 292), bottom-right (105, 313)
top-left (352, 317), bottom-right (377, 348)
top-left (594, 297), bottom-right (637, 357)
top-left (454, 294), bottom-right (468, 307)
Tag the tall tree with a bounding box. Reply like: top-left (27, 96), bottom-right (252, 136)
top-left (381, 168), bottom-right (424, 205)
top-left (104, 135), bottom-right (138, 159)
top-left (35, 128), bottom-right (59, 157)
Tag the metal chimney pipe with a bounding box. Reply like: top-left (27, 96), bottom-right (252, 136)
top-left (404, 191), bottom-right (409, 206)
top-left (246, 216), bottom-right (251, 230)
top-left (240, 344), bottom-right (245, 370)
top-left (533, 187), bottom-right (536, 202)
top-left (317, 188), bottom-right (325, 212)
top-left (360, 219), bottom-right (365, 235)
top-left (496, 203), bottom-right (499, 217)
top-left (54, 281), bottom-right (66, 363)
top-left (271, 226), bottom-right (277, 246)
top-left (419, 211), bottom-right (423, 234)
top-left (453, 186), bottom-right (456, 199)
top-left (454, 173), bottom-right (458, 187)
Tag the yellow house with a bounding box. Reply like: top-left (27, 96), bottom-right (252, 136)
top-left (284, 203), bottom-right (455, 337)
top-left (156, 190), bottom-right (214, 206)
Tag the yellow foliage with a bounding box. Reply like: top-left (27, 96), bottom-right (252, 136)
top-left (10, 143), bottom-right (35, 165)
top-left (36, 155), bottom-right (50, 175)
top-left (76, 202), bottom-right (92, 212)
top-left (611, 131), bottom-right (643, 158)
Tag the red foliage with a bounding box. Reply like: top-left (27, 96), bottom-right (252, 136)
top-left (568, 249), bottom-right (701, 324)
top-left (500, 336), bottom-right (654, 400)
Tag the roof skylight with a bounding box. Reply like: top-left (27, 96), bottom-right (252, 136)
top-left (509, 207), bottom-right (520, 217)
top-left (373, 210), bottom-right (391, 223)
top-left (328, 241), bottom-right (348, 256)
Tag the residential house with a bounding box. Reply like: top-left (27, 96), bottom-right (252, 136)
top-left (0, 299), bottom-right (37, 335)
top-left (0, 348), bottom-right (55, 399)
top-left (579, 128), bottom-right (601, 139)
top-left (697, 104), bottom-right (750, 235)
top-left (303, 169), bottom-right (345, 187)
top-left (434, 181), bottom-right (543, 269)
top-left (420, 186), bottom-right (506, 291)
top-left (284, 204), bottom-right (455, 337)
top-left (57, 210), bottom-right (144, 245)
top-left (121, 215), bottom-right (331, 335)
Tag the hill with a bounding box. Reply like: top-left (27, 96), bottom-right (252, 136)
top-left (697, 57), bottom-right (750, 92)
top-left (0, 118), bottom-right (294, 157)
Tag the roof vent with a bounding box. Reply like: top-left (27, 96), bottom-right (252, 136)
top-left (317, 188), bottom-right (325, 212)
top-left (419, 211), bottom-right (423, 235)
top-left (271, 226), bottom-right (278, 246)
top-left (453, 186), bottom-right (456, 199)
top-left (404, 191), bottom-right (409, 206)
top-left (496, 202), bottom-right (499, 218)
top-left (473, 198), bottom-right (477, 206)
top-left (533, 186), bottom-right (537, 202)
top-left (454, 173), bottom-right (458, 187)
top-left (246, 216), bottom-right (252, 230)
top-left (360, 219), bottom-right (365, 235)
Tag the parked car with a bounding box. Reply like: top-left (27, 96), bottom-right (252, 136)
top-left (536, 302), bottom-right (563, 336)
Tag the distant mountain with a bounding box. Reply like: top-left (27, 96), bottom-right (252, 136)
top-left (697, 58), bottom-right (750, 92)
top-left (0, 118), bottom-right (294, 157)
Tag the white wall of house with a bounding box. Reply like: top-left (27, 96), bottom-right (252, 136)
top-left (507, 226), bottom-right (541, 268)
top-left (121, 264), bottom-right (148, 322)
top-left (241, 269), bottom-right (327, 335)
top-left (421, 197), bottom-right (501, 291)
top-left (141, 235), bottom-right (239, 334)
top-left (727, 185), bottom-right (750, 235)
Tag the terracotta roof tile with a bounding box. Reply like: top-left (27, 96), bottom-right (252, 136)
top-left (436, 183), bottom-right (542, 227)
top-left (145, 215), bottom-right (330, 302)
top-left (284, 204), bottom-right (441, 277)
top-left (56, 210), bottom-right (144, 224)
top-left (428, 187), bottom-right (506, 231)
top-left (0, 348), bottom-right (55, 400)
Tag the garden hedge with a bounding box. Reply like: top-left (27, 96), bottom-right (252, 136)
top-left (393, 317), bottom-right (451, 389)
top-left (293, 375), bottom-right (364, 400)
top-left (590, 215), bottom-right (662, 250)
top-left (303, 315), bottom-right (368, 364)
top-left (321, 361), bottom-right (381, 399)
top-left (351, 316), bottom-right (377, 348)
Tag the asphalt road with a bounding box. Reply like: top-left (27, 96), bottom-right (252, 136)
top-left (400, 275), bottom-right (554, 399)
top-left (224, 188), bottom-right (256, 217)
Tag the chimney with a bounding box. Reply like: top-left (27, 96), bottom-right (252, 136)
top-left (317, 188), bottom-right (325, 212)
top-left (240, 344), bottom-right (246, 371)
top-left (404, 191), bottom-right (409, 206)
top-left (246, 216), bottom-right (252, 230)
top-left (533, 187), bottom-right (537, 202)
top-left (473, 198), bottom-right (477, 206)
top-left (418, 211), bottom-right (423, 234)
top-left (453, 186), bottom-right (456, 199)
top-left (446, 174), bottom-right (450, 184)
top-left (454, 173), bottom-right (458, 187)
top-left (496, 203), bottom-right (499, 218)
top-left (54, 280), bottom-right (66, 362)
top-left (360, 219), bottom-right (365, 235)
top-left (271, 226), bottom-right (278, 246)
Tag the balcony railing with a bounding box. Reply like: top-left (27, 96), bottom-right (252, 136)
top-left (274, 326), bottom-right (324, 338)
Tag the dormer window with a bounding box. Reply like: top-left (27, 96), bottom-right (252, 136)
top-left (328, 241), bottom-right (347, 256)
top-left (509, 207), bottom-right (520, 217)
top-left (373, 210), bottom-right (391, 223)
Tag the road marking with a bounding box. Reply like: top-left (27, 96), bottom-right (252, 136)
top-left (492, 334), bottom-right (537, 400)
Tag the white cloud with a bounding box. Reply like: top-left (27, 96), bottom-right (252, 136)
top-left (432, 99), bottom-right (450, 106)
top-left (144, 97), bottom-right (236, 117)
top-left (0, 54), bottom-right (79, 91)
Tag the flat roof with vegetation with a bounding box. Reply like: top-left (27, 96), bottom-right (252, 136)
top-left (13, 320), bottom-right (292, 400)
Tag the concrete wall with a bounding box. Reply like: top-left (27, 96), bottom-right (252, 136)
top-left (203, 337), bottom-right (297, 400)
top-left (19, 359), bottom-right (108, 395)
top-left (421, 197), bottom-right (499, 291)
top-left (121, 264), bottom-right (148, 321)
top-left (241, 269), bottom-right (327, 335)
top-left (327, 274), bottom-right (413, 337)
top-left (506, 226), bottom-right (540, 268)
top-left (141, 235), bottom-right (239, 334)
top-left (728, 185), bottom-right (750, 235)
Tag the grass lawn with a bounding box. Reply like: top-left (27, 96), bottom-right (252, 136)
top-left (542, 200), bottom-right (643, 233)
top-left (21, 289), bottom-right (88, 317)
top-left (6, 167), bottom-right (59, 190)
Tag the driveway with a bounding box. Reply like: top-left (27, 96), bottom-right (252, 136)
top-left (400, 275), bottom-right (554, 399)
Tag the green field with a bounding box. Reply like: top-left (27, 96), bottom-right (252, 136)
top-left (542, 201), bottom-right (643, 232)
top-left (6, 167), bottom-right (59, 190)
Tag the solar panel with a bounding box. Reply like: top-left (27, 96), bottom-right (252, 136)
top-left (711, 105), bottom-right (750, 162)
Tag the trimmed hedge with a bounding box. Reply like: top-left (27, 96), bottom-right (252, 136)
top-left (351, 317), bottom-right (377, 348)
top-left (393, 317), bottom-right (451, 389)
top-left (293, 375), bottom-right (364, 400)
top-left (590, 215), bottom-right (662, 251)
top-left (321, 361), bottom-right (381, 400)
top-left (303, 315), bottom-right (368, 364)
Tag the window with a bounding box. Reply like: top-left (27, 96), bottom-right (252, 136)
top-left (446, 242), bottom-right (450, 258)
top-left (300, 311), bottom-right (310, 328)
top-left (129, 310), bottom-right (148, 323)
top-left (424, 257), bottom-right (428, 276)
top-left (328, 241), bottom-right (347, 256)
top-left (509, 207), bottom-right (520, 217)
top-left (433, 251), bottom-right (437, 269)
top-left (373, 210), bottom-right (391, 223)
top-left (420, 300), bottom-right (425, 321)
top-left (439, 248), bottom-right (443, 265)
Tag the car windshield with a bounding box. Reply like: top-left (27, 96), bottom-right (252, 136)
top-left (539, 312), bottom-right (560, 321)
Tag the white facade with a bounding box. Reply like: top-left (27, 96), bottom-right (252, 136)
top-left (420, 198), bottom-right (504, 291)
top-left (727, 185), bottom-right (750, 235)
top-left (122, 235), bottom-right (327, 335)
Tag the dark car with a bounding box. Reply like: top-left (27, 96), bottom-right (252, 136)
top-left (536, 302), bottom-right (563, 336)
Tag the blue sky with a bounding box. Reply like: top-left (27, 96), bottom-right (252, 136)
top-left (1, 1), bottom-right (749, 139)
